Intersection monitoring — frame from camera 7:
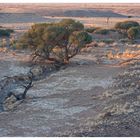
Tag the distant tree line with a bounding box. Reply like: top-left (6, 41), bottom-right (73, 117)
top-left (114, 20), bottom-right (140, 40)
top-left (85, 20), bottom-right (140, 40)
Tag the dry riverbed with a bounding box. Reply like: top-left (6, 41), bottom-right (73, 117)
top-left (0, 42), bottom-right (139, 136)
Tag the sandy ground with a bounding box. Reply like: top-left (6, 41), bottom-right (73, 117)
top-left (0, 51), bottom-right (31, 79)
top-left (0, 45), bottom-right (127, 136)
top-left (0, 3), bottom-right (140, 29)
top-left (0, 64), bottom-right (123, 136)
top-left (0, 40), bottom-right (140, 136)
top-left (1, 17), bottom-right (140, 31)
top-left (0, 4), bottom-right (139, 136)
top-left (43, 16), bottom-right (140, 28)
top-left (1, 3), bottom-right (140, 16)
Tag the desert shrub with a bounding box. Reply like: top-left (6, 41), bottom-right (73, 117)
top-left (5, 29), bottom-right (14, 33)
top-left (17, 19), bottom-right (92, 63)
top-left (108, 29), bottom-right (117, 32)
top-left (0, 28), bottom-right (14, 37)
top-left (69, 31), bottom-right (92, 45)
top-left (127, 26), bottom-right (140, 40)
top-left (94, 29), bottom-right (110, 35)
top-left (85, 27), bottom-right (100, 33)
top-left (58, 19), bottom-right (84, 31)
top-left (114, 21), bottom-right (139, 32)
top-left (0, 29), bottom-right (10, 37)
top-left (119, 38), bottom-right (129, 43)
top-left (9, 42), bottom-right (16, 49)
top-left (98, 39), bottom-right (114, 44)
top-left (128, 16), bottom-right (132, 18)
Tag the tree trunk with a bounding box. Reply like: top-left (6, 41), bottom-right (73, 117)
top-left (64, 47), bottom-right (69, 64)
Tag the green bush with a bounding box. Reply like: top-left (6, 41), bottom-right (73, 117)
top-left (94, 29), bottom-right (110, 35)
top-left (17, 19), bottom-right (92, 63)
top-left (127, 26), bottom-right (140, 40)
top-left (58, 19), bottom-right (84, 32)
top-left (85, 27), bottom-right (100, 33)
top-left (98, 39), bottom-right (114, 44)
top-left (0, 29), bottom-right (10, 37)
top-left (69, 31), bottom-right (92, 45)
top-left (0, 29), bottom-right (14, 37)
top-left (5, 29), bottom-right (14, 33)
top-left (119, 38), bottom-right (129, 43)
top-left (114, 21), bottom-right (139, 31)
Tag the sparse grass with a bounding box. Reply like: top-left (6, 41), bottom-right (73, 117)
top-left (97, 39), bottom-right (114, 44)
top-left (94, 28), bottom-right (110, 35)
top-left (85, 27), bottom-right (100, 33)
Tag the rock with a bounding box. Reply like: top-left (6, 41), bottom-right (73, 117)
top-left (31, 66), bottom-right (44, 78)
top-left (0, 74), bottom-right (33, 112)
top-left (130, 83), bottom-right (135, 87)
top-left (98, 42), bottom-right (106, 47)
top-left (75, 60), bottom-right (90, 65)
top-left (103, 112), bottom-right (112, 118)
top-left (86, 42), bottom-right (98, 48)
top-left (86, 47), bottom-right (94, 52)
top-left (3, 95), bottom-right (17, 110)
top-left (0, 47), bottom-right (8, 53)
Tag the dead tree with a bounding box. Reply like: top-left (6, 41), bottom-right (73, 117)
top-left (23, 70), bottom-right (33, 99)
top-left (13, 71), bottom-right (33, 100)
top-left (0, 70), bottom-right (33, 112)
top-left (106, 17), bottom-right (110, 27)
top-left (119, 54), bottom-right (140, 65)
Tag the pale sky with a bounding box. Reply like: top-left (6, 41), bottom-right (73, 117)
top-left (0, 0), bottom-right (140, 3)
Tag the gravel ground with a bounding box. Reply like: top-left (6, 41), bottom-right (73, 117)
top-left (0, 42), bottom-right (139, 136)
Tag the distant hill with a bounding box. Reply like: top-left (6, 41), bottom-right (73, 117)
top-left (0, 13), bottom-right (47, 23)
top-left (0, 10), bottom-right (127, 24)
top-left (0, 3), bottom-right (140, 24)
top-left (0, 3), bottom-right (140, 17)
top-left (43, 9), bottom-right (127, 17)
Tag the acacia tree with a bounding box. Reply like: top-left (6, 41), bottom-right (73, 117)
top-left (114, 21), bottom-right (139, 33)
top-left (17, 19), bottom-right (92, 64)
top-left (127, 26), bottom-right (140, 40)
top-left (58, 19), bottom-right (84, 32)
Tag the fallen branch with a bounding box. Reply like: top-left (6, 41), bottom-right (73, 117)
top-left (0, 70), bottom-right (34, 112)
top-left (21, 71), bottom-right (33, 99)
top-left (119, 58), bottom-right (140, 65)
